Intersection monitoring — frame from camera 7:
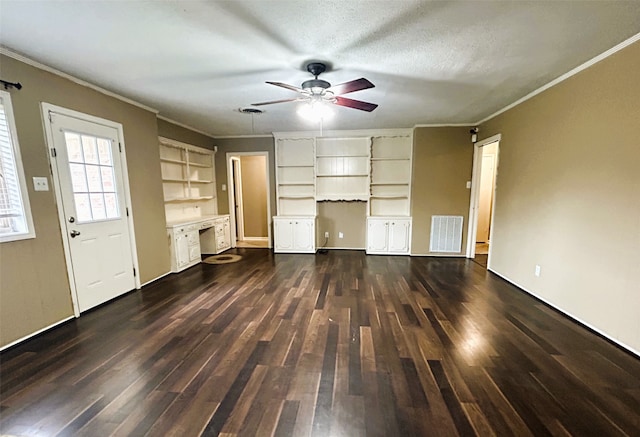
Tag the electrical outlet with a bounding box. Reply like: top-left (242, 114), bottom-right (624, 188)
top-left (33, 177), bottom-right (49, 191)
top-left (535, 265), bottom-right (541, 277)
top-left (324, 231), bottom-right (329, 238)
top-left (338, 232), bottom-right (344, 239)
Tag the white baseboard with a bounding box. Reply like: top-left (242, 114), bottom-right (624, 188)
top-left (1, 316), bottom-right (75, 351)
top-left (488, 268), bottom-right (640, 358)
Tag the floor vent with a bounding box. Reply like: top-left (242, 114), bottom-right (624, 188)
top-left (430, 215), bottom-right (463, 253)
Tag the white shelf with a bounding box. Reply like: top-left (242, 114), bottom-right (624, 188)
top-left (277, 164), bottom-right (314, 168)
top-left (160, 158), bottom-right (187, 165)
top-left (370, 194), bottom-right (409, 199)
top-left (316, 154), bottom-right (369, 158)
top-left (162, 178), bottom-right (188, 183)
top-left (317, 174), bottom-right (369, 178)
top-left (279, 182), bottom-right (314, 186)
top-left (317, 195), bottom-right (369, 201)
top-left (165, 196), bottom-right (214, 203)
top-left (189, 162), bottom-right (212, 169)
top-left (190, 179), bottom-right (213, 184)
top-left (370, 158), bottom-right (410, 161)
top-left (280, 195), bottom-right (315, 199)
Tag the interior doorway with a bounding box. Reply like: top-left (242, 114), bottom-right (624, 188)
top-left (466, 134), bottom-right (500, 267)
top-left (226, 152), bottom-right (271, 248)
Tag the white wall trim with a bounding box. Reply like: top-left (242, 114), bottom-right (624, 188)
top-left (226, 151), bottom-right (272, 248)
top-left (157, 114), bottom-right (216, 138)
top-left (1, 46), bottom-right (158, 114)
top-left (475, 32), bottom-right (640, 125)
top-left (413, 123), bottom-right (473, 128)
top-left (214, 134), bottom-right (274, 139)
top-left (0, 316), bottom-right (74, 351)
top-left (488, 268), bottom-right (640, 358)
top-left (466, 135), bottom-right (501, 261)
top-left (410, 253), bottom-right (466, 258)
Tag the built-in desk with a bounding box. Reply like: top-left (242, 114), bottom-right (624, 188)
top-left (166, 215), bottom-right (231, 272)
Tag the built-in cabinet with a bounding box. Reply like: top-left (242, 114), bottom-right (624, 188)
top-left (273, 216), bottom-right (316, 253)
top-left (160, 137), bottom-right (231, 272)
top-left (366, 217), bottom-right (411, 254)
top-left (168, 223), bottom-right (201, 272)
top-left (273, 131), bottom-right (412, 255)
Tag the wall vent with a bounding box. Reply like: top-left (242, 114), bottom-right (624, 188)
top-left (429, 215), bottom-right (463, 253)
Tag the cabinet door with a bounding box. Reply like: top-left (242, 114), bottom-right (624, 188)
top-left (389, 220), bottom-right (410, 253)
top-left (367, 219), bottom-right (389, 253)
top-left (175, 234), bottom-right (190, 267)
top-left (292, 219), bottom-right (314, 251)
top-left (274, 219), bottom-right (294, 251)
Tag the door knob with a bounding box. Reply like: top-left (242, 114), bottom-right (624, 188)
top-left (68, 216), bottom-right (75, 223)
top-left (70, 230), bottom-right (81, 238)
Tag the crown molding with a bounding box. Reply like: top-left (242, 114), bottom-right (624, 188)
top-left (156, 114), bottom-right (216, 138)
top-left (213, 134), bottom-right (274, 139)
top-left (475, 31), bottom-right (640, 125)
top-left (0, 46), bottom-right (159, 114)
top-left (413, 123), bottom-right (473, 128)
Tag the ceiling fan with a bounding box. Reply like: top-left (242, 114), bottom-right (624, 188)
top-left (251, 62), bottom-right (378, 112)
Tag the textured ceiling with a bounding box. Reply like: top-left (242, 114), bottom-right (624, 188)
top-left (1, 1), bottom-right (639, 136)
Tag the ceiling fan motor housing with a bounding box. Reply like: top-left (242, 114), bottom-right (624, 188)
top-left (302, 79), bottom-right (331, 91)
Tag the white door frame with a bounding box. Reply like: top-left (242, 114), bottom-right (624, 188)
top-left (41, 103), bottom-right (140, 317)
top-left (466, 134), bottom-right (501, 266)
top-left (226, 151), bottom-right (272, 248)
top-left (231, 157), bottom-right (245, 241)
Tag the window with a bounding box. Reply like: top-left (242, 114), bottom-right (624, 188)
top-left (0, 90), bottom-right (34, 242)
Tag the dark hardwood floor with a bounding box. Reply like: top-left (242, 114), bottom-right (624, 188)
top-left (1, 249), bottom-right (639, 436)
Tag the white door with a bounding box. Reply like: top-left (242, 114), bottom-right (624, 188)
top-left (292, 219), bottom-right (313, 251)
top-left (367, 219), bottom-right (389, 253)
top-left (274, 219), bottom-right (294, 251)
top-left (49, 112), bottom-right (135, 312)
top-left (389, 220), bottom-right (410, 253)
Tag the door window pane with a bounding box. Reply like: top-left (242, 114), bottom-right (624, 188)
top-left (81, 135), bottom-right (99, 164)
top-left (69, 163), bottom-right (88, 192)
top-left (74, 193), bottom-right (92, 222)
top-left (90, 193), bottom-right (106, 220)
top-left (65, 131), bottom-right (121, 223)
top-left (97, 138), bottom-right (112, 165)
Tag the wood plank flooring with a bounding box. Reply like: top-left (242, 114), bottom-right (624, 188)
top-left (1, 249), bottom-right (639, 436)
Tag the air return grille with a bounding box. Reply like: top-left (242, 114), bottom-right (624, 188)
top-left (429, 215), bottom-right (463, 253)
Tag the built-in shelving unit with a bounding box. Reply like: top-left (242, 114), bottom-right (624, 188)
top-left (159, 137), bottom-right (218, 222)
top-left (315, 137), bottom-right (370, 201)
top-left (275, 137), bottom-right (316, 217)
top-left (273, 131), bottom-right (413, 255)
top-left (369, 136), bottom-right (412, 217)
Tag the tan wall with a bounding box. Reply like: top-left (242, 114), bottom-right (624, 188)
top-left (240, 155), bottom-right (268, 238)
top-left (0, 55), bottom-right (169, 347)
top-left (410, 127), bottom-right (473, 255)
top-left (213, 137), bottom-right (276, 220)
top-left (317, 201), bottom-right (367, 249)
top-left (157, 119), bottom-right (215, 150)
top-left (480, 41), bottom-right (640, 353)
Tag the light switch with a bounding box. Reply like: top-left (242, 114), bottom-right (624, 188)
top-left (466, 181), bottom-right (472, 189)
top-left (33, 177), bottom-right (49, 191)
top-left (222, 184), bottom-right (227, 191)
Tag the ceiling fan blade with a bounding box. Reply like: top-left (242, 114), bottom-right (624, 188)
top-left (328, 78), bottom-right (374, 95)
top-left (266, 81), bottom-right (304, 93)
top-left (334, 96), bottom-right (378, 112)
top-left (251, 98), bottom-right (299, 106)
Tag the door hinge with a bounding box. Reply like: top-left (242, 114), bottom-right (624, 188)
top-left (48, 111), bottom-right (53, 123)
top-left (126, 207), bottom-right (129, 217)
top-left (133, 267), bottom-right (136, 277)
top-left (50, 148), bottom-right (57, 158)
top-left (119, 142), bottom-right (122, 153)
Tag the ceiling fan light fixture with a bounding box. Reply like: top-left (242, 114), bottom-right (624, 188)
top-left (297, 100), bottom-right (333, 122)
